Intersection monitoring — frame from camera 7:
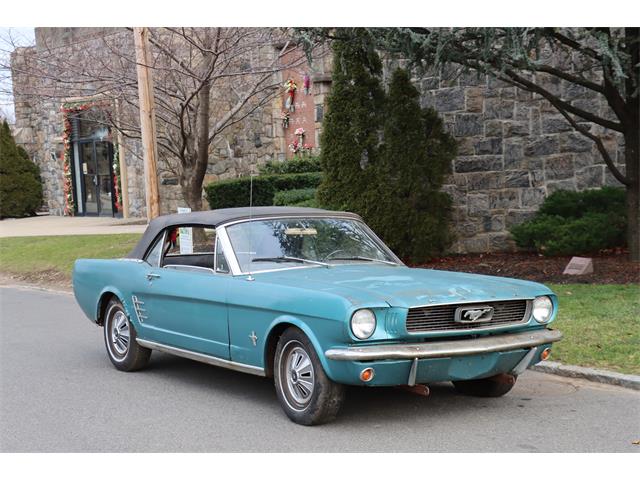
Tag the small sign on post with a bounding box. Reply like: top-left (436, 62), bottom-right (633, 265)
top-left (177, 207), bottom-right (193, 254)
top-left (563, 256), bottom-right (594, 275)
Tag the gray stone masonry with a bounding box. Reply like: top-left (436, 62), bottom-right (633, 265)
top-left (419, 68), bottom-right (625, 253)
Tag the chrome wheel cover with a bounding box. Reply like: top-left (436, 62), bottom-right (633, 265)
top-left (109, 309), bottom-right (130, 357)
top-left (280, 342), bottom-right (315, 410)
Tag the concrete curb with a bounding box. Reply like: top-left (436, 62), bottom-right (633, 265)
top-left (531, 361), bottom-right (640, 391)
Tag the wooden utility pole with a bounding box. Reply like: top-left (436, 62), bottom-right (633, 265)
top-left (114, 99), bottom-right (129, 218)
top-left (133, 27), bottom-right (160, 220)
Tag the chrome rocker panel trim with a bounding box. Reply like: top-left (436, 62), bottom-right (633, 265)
top-left (136, 339), bottom-right (266, 377)
top-left (325, 328), bottom-right (562, 361)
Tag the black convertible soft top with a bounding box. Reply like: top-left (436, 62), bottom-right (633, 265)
top-left (127, 206), bottom-right (361, 259)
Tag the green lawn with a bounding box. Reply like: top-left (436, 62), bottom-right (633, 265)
top-left (0, 234), bottom-right (141, 281)
top-left (0, 235), bottom-right (638, 374)
top-left (547, 283), bottom-right (640, 375)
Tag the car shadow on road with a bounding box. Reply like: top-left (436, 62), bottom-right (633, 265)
top-left (140, 351), bottom-right (546, 428)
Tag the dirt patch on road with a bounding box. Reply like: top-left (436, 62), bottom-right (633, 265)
top-left (415, 250), bottom-right (639, 284)
top-left (0, 271), bottom-right (72, 292)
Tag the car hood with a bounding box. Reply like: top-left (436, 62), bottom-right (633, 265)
top-left (254, 265), bottom-right (552, 308)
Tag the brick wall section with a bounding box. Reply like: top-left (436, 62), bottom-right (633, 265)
top-left (419, 70), bottom-right (625, 253)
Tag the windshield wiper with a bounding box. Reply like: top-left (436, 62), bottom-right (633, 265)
top-left (251, 256), bottom-right (330, 267)
top-left (329, 256), bottom-right (399, 266)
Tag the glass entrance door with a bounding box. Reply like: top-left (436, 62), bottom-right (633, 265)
top-left (79, 140), bottom-right (114, 216)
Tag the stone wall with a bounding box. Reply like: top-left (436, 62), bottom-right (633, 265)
top-left (11, 46), bottom-right (66, 215)
top-left (418, 69), bottom-right (625, 253)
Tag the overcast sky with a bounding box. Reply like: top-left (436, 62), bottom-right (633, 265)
top-left (0, 27), bottom-right (35, 122)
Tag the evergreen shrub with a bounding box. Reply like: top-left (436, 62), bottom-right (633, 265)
top-left (273, 188), bottom-right (317, 206)
top-left (259, 157), bottom-right (321, 175)
top-left (0, 120), bottom-right (43, 218)
top-left (510, 187), bottom-right (627, 255)
top-left (204, 172), bottom-right (322, 209)
top-left (316, 34), bottom-right (456, 262)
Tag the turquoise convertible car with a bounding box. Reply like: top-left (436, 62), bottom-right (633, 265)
top-left (73, 207), bottom-right (562, 425)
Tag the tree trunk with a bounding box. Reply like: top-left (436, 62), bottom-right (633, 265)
top-left (625, 126), bottom-right (639, 262)
top-left (179, 76), bottom-right (211, 212)
top-left (624, 27), bottom-right (639, 262)
top-left (180, 169), bottom-right (204, 211)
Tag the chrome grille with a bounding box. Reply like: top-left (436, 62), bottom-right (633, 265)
top-left (405, 300), bottom-right (530, 333)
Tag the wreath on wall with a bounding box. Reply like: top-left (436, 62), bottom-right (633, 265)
top-left (60, 100), bottom-right (121, 216)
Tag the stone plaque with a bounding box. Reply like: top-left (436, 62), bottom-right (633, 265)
top-left (563, 256), bottom-right (594, 275)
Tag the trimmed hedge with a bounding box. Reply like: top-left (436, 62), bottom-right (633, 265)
top-left (537, 187), bottom-right (626, 218)
top-left (292, 198), bottom-right (320, 208)
top-left (273, 188), bottom-right (317, 206)
top-left (511, 187), bottom-right (627, 256)
top-left (259, 157), bottom-right (321, 175)
top-left (204, 172), bottom-right (322, 209)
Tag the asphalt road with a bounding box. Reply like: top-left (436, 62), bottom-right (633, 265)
top-left (1, 286), bottom-right (638, 452)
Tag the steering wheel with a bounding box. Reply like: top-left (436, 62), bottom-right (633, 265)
top-left (322, 249), bottom-right (347, 262)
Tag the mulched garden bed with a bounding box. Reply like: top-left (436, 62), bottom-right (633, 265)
top-left (414, 250), bottom-right (640, 284)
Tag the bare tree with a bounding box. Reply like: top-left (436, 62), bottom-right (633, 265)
top-left (0, 28), bottom-right (35, 123)
top-left (5, 27), bottom-right (316, 211)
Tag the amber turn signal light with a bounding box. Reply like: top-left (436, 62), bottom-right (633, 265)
top-left (541, 348), bottom-right (551, 361)
top-left (360, 368), bottom-right (375, 382)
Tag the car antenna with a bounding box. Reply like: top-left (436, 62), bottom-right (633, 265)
top-left (246, 172), bottom-right (255, 282)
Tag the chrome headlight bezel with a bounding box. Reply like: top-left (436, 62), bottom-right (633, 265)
top-left (350, 309), bottom-right (377, 340)
top-left (532, 295), bottom-right (554, 324)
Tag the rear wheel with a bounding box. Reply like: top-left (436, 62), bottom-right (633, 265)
top-left (274, 327), bottom-right (345, 425)
top-left (103, 298), bottom-right (150, 371)
top-left (453, 374), bottom-right (517, 397)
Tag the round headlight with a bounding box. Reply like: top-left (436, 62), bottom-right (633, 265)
top-left (532, 296), bottom-right (553, 323)
top-left (351, 309), bottom-right (376, 339)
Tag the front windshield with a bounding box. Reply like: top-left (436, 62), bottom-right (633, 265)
top-left (226, 217), bottom-right (399, 273)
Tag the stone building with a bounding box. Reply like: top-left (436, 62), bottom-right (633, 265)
top-left (10, 27), bottom-right (625, 253)
top-left (10, 27), bottom-right (331, 218)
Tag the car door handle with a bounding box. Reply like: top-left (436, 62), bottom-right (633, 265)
top-left (146, 273), bottom-right (161, 280)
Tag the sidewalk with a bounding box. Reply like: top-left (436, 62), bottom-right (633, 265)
top-left (0, 214), bottom-right (147, 238)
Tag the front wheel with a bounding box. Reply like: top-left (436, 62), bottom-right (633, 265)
top-left (274, 327), bottom-right (345, 425)
top-left (103, 298), bottom-right (151, 371)
top-left (453, 374), bottom-right (517, 397)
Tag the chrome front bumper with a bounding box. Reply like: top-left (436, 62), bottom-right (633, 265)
top-left (325, 329), bottom-right (562, 361)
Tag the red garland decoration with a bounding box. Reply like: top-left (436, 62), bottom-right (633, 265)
top-left (60, 111), bottom-right (75, 216)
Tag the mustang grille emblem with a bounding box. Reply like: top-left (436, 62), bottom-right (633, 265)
top-left (455, 305), bottom-right (494, 323)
